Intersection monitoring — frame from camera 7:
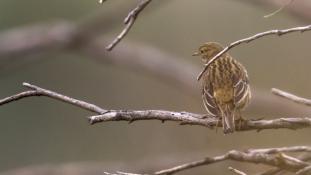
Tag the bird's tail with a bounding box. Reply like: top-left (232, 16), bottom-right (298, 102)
top-left (221, 104), bottom-right (235, 134)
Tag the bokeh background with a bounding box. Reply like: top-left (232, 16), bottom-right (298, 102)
top-left (0, 0), bottom-right (311, 174)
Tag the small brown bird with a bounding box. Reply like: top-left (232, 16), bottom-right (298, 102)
top-left (193, 42), bottom-right (251, 134)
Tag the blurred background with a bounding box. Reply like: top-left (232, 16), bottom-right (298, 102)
top-left (0, 0), bottom-right (311, 174)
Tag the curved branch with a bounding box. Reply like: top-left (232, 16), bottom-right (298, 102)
top-left (197, 24), bottom-right (311, 80)
top-left (246, 0), bottom-right (311, 22)
top-left (263, 0), bottom-right (294, 18)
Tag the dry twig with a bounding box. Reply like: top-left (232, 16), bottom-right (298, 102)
top-left (263, 0), bottom-right (294, 18)
top-left (0, 83), bottom-right (106, 114)
top-left (229, 167), bottom-right (247, 175)
top-left (105, 0), bottom-right (152, 51)
top-left (272, 88), bottom-right (311, 107)
top-left (248, 0), bottom-right (311, 22)
top-left (197, 24), bottom-right (311, 80)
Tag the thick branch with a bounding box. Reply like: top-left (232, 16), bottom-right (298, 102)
top-left (197, 24), bottom-right (311, 80)
top-left (105, 0), bottom-right (152, 51)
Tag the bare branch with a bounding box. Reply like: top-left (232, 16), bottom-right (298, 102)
top-left (247, 146), bottom-right (311, 154)
top-left (0, 90), bottom-right (39, 105)
top-left (228, 167), bottom-right (247, 175)
top-left (89, 111), bottom-right (311, 131)
top-left (247, 0), bottom-right (311, 22)
top-left (0, 82), bottom-right (106, 114)
top-left (1, 83), bottom-right (311, 132)
top-left (263, 0), bottom-right (294, 18)
top-left (197, 24), bottom-right (311, 80)
top-left (105, 0), bottom-right (152, 51)
top-left (272, 88), bottom-right (311, 107)
top-left (154, 147), bottom-right (311, 175)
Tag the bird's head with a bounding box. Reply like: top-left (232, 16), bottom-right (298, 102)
top-left (192, 42), bottom-right (224, 63)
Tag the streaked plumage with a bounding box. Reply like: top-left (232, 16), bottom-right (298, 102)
top-left (193, 42), bottom-right (251, 134)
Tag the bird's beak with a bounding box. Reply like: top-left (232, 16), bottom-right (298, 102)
top-left (192, 51), bottom-right (200, 56)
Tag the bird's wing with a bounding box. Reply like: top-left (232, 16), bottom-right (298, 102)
top-left (233, 68), bottom-right (251, 109)
top-left (202, 83), bottom-right (219, 117)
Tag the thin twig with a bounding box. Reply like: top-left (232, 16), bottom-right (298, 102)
top-left (247, 0), bottom-right (311, 22)
top-left (272, 88), bottom-right (311, 107)
top-left (105, 0), bottom-right (152, 51)
top-left (0, 90), bottom-right (39, 105)
top-left (229, 167), bottom-right (247, 175)
top-left (263, 0), bottom-right (294, 18)
top-left (0, 82), bottom-right (106, 114)
top-left (197, 24), bottom-right (311, 80)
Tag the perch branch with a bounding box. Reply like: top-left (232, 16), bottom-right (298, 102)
top-left (197, 24), bottom-right (311, 80)
top-left (89, 111), bottom-right (311, 131)
top-left (105, 0), bottom-right (152, 51)
top-left (272, 88), bottom-right (311, 107)
top-left (1, 83), bottom-right (311, 132)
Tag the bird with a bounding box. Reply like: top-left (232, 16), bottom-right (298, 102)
top-left (192, 42), bottom-right (251, 134)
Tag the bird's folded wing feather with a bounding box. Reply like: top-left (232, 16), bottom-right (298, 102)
top-left (233, 69), bottom-right (251, 108)
top-left (202, 83), bottom-right (219, 117)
